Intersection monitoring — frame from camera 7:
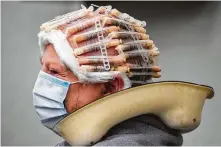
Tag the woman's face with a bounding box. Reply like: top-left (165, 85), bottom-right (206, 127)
top-left (40, 44), bottom-right (106, 113)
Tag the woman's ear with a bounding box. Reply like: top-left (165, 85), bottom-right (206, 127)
top-left (104, 76), bottom-right (125, 96)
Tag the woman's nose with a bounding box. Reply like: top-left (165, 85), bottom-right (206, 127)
top-left (41, 64), bottom-right (49, 73)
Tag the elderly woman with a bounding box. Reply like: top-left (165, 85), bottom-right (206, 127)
top-left (33, 4), bottom-right (184, 146)
top-left (40, 44), bottom-right (182, 146)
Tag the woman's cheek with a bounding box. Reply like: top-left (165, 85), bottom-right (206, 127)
top-left (64, 84), bottom-right (79, 113)
top-left (81, 84), bottom-right (104, 104)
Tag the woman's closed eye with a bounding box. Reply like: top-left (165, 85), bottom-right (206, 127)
top-left (49, 69), bottom-right (59, 75)
top-left (48, 63), bottom-right (69, 77)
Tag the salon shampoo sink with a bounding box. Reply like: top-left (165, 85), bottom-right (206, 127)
top-left (56, 81), bottom-right (215, 146)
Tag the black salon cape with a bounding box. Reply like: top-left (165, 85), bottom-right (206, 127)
top-left (56, 114), bottom-right (183, 146)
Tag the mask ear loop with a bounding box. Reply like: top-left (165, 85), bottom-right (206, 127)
top-left (70, 81), bottom-right (81, 84)
top-left (71, 80), bottom-right (110, 85)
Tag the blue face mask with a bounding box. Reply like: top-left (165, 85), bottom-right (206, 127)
top-left (33, 71), bottom-right (79, 134)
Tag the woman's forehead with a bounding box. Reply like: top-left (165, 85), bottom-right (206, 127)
top-left (41, 44), bottom-right (61, 63)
